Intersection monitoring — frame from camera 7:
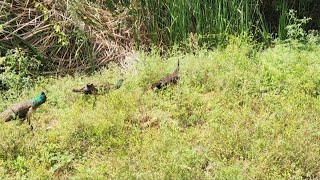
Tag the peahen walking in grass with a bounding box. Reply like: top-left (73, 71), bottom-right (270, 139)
top-left (72, 83), bottom-right (98, 95)
top-left (72, 79), bottom-right (124, 95)
top-left (151, 59), bottom-right (180, 90)
top-left (0, 92), bottom-right (47, 130)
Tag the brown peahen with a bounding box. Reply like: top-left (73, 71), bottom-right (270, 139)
top-left (151, 59), bottom-right (180, 90)
top-left (72, 79), bottom-right (124, 95)
top-left (72, 83), bottom-right (98, 94)
top-left (0, 92), bottom-right (47, 130)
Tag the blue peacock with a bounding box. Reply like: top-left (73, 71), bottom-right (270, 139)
top-left (0, 92), bottom-right (47, 130)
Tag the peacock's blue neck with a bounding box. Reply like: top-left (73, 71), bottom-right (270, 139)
top-left (31, 92), bottom-right (47, 107)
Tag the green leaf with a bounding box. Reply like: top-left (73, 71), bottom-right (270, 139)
top-left (35, 2), bottom-right (40, 8)
top-left (0, 57), bottom-right (4, 65)
top-left (44, 14), bottom-right (49, 21)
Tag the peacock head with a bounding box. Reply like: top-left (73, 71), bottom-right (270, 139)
top-left (39, 92), bottom-right (47, 102)
top-left (32, 92), bottom-right (47, 106)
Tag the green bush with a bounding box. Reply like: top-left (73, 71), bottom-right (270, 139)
top-left (0, 48), bottom-right (41, 93)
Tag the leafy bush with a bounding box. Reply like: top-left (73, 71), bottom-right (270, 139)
top-left (0, 48), bottom-right (41, 92)
top-left (286, 10), bottom-right (312, 41)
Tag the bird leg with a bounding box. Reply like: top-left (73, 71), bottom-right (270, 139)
top-left (27, 117), bottom-right (33, 131)
top-left (26, 107), bottom-right (34, 131)
top-left (92, 95), bottom-right (97, 109)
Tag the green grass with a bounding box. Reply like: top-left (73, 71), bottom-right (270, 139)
top-left (1, 39), bottom-right (320, 179)
top-left (134, 0), bottom-right (261, 47)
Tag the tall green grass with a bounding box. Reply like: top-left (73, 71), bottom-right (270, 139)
top-left (135, 0), bottom-right (261, 47)
top-left (277, 0), bottom-right (289, 40)
top-left (94, 0), bottom-right (263, 47)
top-left (97, 0), bottom-right (318, 48)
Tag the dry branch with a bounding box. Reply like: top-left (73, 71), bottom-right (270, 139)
top-left (0, 0), bottom-right (136, 75)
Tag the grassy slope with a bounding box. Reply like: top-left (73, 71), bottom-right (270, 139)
top-left (1, 40), bottom-right (320, 179)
